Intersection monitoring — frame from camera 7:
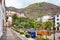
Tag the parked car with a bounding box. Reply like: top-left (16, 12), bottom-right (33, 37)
top-left (27, 28), bottom-right (36, 38)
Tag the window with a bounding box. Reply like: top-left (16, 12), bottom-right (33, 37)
top-left (57, 19), bottom-right (59, 21)
top-left (57, 22), bottom-right (59, 24)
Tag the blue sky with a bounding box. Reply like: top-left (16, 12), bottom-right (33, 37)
top-left (5, 0), bottom-right (60, 9)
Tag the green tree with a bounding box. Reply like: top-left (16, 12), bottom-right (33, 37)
top-left (18, 22), bottom-right (30, 29)
top-left (29, 21), bottom-right (43, 30)
top-left (12, 14), bottom-right (18, 20)
top-left (19, 17), bottom-right (27, 22)
top-left (44, 21), bottom-right (53, 31)
top-left (29, 21), bottom-right (37, 29)
top-left (12, 14), bottom-right (19, 25)
top-left (37, 22), bottom-right (43, 29)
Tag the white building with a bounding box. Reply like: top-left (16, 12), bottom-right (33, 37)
top-left (8, 17), bottom-right (12, 24)
top-left (6, 11), bottom-right (16, 16)
top-left (54, 14), bottom-right (60, 27)
top-left (20, 13), bottom-right (26, 17)
top-left (16, 12), bottom-right (26, 17)
top-left (7, 16), bottom-right (12, 27)
top-left (0, 0), bottom-right (6, 37)
top-left (42, 15), bottom-right (52, 22)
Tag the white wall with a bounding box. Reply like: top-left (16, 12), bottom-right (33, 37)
top-left (0, 0), bottom-right (5, 37)
top-left (20, 13), bottom-right (26, 17)
top-left (55, 14), bottom-right (60, 27)
top-left (2, 0), bottom-right (6, 26)
top-left (8, 17), bottom-right (12, 24)
top-left (0, 3), bottom-right (3, 38)
top-left (42, 15), bottom-right (50, 22)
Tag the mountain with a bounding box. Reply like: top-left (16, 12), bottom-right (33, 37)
top-left (6, 2), bottom-right (60, 18)
top-left (6, 7), bottom-right (18, 12)
top-left (6, 7), bottom-right (25, 13)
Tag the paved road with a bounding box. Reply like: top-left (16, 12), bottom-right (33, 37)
top-left (47, 33), bottom-right (60, 40)
top-left (0, 27), bottom-right (21, 40)
top-left (1, 27), bottom-right (60, 40)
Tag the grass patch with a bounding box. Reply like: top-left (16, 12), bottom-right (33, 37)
top-left (20, 32), bottom-right (24, 34)
top-left (11, 27), bottom-right (28, 35)
top-left (11, 27), bottom-right (20, 33)
top-left (37, 38), bottom-right (51, 40)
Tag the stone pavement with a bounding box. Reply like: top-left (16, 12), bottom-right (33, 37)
top-left (0, 27), bottom-right (21, 40)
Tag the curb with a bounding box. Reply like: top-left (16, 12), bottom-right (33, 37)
top-left (11, 29), bottom-right (35, 40)
top-left (11, 29), bottom-right (28, 40)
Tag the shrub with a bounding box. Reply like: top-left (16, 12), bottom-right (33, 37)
top-left (20, 32), bottom-right (24, 34)
top-left (37, 38), bottom-right (51, 40)
top-left (11, 27), bottom-right (20, 33)
top-left (15, 30), bottom-right (20, 33)
top-left (37, 38), bottom-right (44, 40)
top-left (25, 34), bottom-right (31, 38)
top-left (44, 38), bottom-right (51, 40)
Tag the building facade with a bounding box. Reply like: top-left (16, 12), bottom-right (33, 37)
top-left (42, 15), bottom-right (52, 22)
top-left (54, 14), bottom-right (60, 27)
top-left (0, 0), bottom-right (6, 37)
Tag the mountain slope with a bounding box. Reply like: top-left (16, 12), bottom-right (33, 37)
top-left (6, 2), bottom-right (60, 18)
top-left (24, 2), bottom-right (60, 18)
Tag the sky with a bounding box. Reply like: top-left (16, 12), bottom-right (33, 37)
top-left (5, 0), bottom-right (60, 9)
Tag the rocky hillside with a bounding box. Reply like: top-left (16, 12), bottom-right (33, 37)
top-left (6, 2), bottom-right (60, 18)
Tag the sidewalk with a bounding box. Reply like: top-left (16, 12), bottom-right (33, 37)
top-left (0, 27), bottom-right (21, 40)
top-left (0, 31), bottom-right (6, 40)
top-left (0, 27), bottom-right (7, 40)
top-left (6, 27), bottom-right (21, 40)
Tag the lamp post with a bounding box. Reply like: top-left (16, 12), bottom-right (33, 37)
top-left (53, 14), bottom-right (55, 40)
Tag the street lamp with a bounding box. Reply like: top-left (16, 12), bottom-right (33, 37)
top-left (53, 14), bottom-right (56, 40)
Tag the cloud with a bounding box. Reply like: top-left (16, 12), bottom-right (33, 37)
top-left (5, 0), bottom-right (60, 9)
top-left (5, 0), bottom-right (23, 8)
